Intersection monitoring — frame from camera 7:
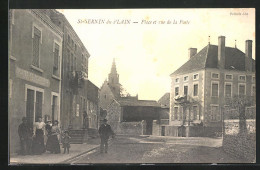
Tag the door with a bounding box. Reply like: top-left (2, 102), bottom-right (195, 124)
top-left (146, 120), bottom-right (153, 135)
top-left (35, 91), bottom-right (43, 121)
top-left (52, 95), bottom-right (58, 122)
top-left (26, 89), bottom-right (34, 127)
top-left (161, 126), bottom-right (165, 136)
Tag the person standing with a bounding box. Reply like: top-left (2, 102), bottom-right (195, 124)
top-left (62, 130), bottom-right (71, 154)
top-left (32, 117), bottom-right (46, 155)
top-left (45, 120), bottom-right (52, 152)
top-left (18, 117), bottom-right (32, 155)
top-left (98, 119), bottom-right (115, 153)
top-left (46, 120), bottom-right (61, 154)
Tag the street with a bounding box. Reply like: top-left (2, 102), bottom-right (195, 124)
top-left (70, 135), bottom-right (247, 164)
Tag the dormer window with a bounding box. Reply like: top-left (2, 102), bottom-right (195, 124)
top-left (175, 78), bottom-right (179, 83)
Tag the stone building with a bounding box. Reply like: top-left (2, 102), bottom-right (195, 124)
top-left (169, 36), bottom-right (255, 137)
top-left (48, 10), bottom-right (99, 131)
top-left (100, 59), bottom-right (138, 110)
top-left (9, 9), bottom-right (63, 154)
top-left (107, 98), bottom-right (161, 135)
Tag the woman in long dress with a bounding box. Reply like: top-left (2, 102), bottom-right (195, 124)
top-left (46, 120), bottom-right (61, 154)
top-left (32, 117), bottom-right (46, 155)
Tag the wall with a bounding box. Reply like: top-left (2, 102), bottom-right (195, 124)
top-left (170, 69), bottom-right (205, 125)
top-left (100, 82), bottom-right (116, 110)
top-left (9, 9), bottom-right (62, 154)
top-left (204, 68), bottom-right (255, 126)
top-left (109, 121), bottom-right (144, 135)
top-left (223, 119), bottom-right (255, 162)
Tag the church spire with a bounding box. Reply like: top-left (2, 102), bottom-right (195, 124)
top-left (108, 58), bottom-right (120, 98)
top-left (111, 58), bottom-right (117, 74)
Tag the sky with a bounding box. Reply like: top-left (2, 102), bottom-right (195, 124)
top-left (58, 8), bottom-right (255, 101)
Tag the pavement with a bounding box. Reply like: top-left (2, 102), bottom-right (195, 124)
top-left (72, 135), bottom-right (248, 164)
top-left (9, 137), bottom-right (100, 165)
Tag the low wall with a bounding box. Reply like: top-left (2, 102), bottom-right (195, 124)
top-left (109, 121), bottom-right (143, 135)
top-left (223, 119), bottom-right (256, 162)
top-left (162, 125), bottom-right (222, 137)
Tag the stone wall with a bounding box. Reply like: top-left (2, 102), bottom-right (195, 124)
top-left (223, 119), bottom-right (256, 162)
top-left (109, 121), bottom-right (144, 135)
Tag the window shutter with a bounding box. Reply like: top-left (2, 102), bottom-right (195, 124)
top-left (32, 28), bottom-right (41, 67)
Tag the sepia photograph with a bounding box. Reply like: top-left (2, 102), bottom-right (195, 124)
top-left (8, 8), bottom-right (256, 164)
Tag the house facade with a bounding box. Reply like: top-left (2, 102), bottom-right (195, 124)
top-left (48, 10), bottom-right (99, 131)
top-left (169, 36), bottom-right (255, 136)
top-left (9, 9), bottom-right (63, 154)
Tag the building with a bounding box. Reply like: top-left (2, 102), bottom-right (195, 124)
top-left (169, 36), bottom-right (255, 137)
top-left (107, 98), bottom-right (161, 135)
top-left (9, 9), bottom-right (63, 154)
top-left (48, 10), bottom-right (99, 131)
top-left (100, 59), bottom-right (138, 110)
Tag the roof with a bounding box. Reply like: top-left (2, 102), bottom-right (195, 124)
top-left (171, 44), bottom-right (255, 75)
top-left (115, 98), bottom-right (160, 107)
top-left (158, 93), bottom-right (170, 108)
top-left (87, 80), bottom-right (99, 103)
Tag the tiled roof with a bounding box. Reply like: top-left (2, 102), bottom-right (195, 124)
top-left (158, 93), bottom-right (170, 108)
top-left (116, 98), bottom-right (160, 107)
top-left (171, 44), bottom-right (255, 75)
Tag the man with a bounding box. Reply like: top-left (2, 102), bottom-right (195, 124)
top-left (18, 117), bottom-right (32, 155)
top-left (98, 119), bottom-right (115, 153)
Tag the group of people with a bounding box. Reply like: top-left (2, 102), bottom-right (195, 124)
top-left (18, 116), bottom-right (71, 155)
top-left (18, 116), bottom-right (115, 155)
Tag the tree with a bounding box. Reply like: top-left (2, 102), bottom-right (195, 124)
top-left (120, 85), bottom-right (130, 97)
top-left (226, 95), bottom-right (255, 135)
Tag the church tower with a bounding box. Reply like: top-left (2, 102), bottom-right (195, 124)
top-left (108, 58), bottom-right (120, 98)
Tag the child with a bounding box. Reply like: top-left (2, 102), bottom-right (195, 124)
top-left (62, 130), bottom-right (71, 154)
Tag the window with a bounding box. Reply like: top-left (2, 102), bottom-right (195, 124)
top-left (225, 83), bottom-right (232, 98)
top-left (74, 57), bottom-right (76, 70)
top-left (184, 76), bottom-right (188, 82)
top-left (193, 84), bottom-right (198, 96)
top-left (211, 73), bottom-right (219, 79)
top-left (211, 82), bottom-right (219, 97)
top-left (173, 107), bottom-right (178, 120)
top-left (238, 84), bottom-right (246, 95)
top-left (72, 40), bottom-right (74, 47)
top-left (175, 78), bottom-right (179, 83)
top-left (75, 44), bottom-right (77, 51)
top-left (225, 74), bottom-right (233, 80)
top-left (193, 105), bottom-right (198, 120)
top-left (193, 74), bottom-right (199, 80)
top-left (252, 85), bottom-right (255, 96)
top-left (175, 87), bottom-right (179, 96)
top-left (184, 86), bottom-right (188, 96)
top-left (239, 75), bottom-right (246, 81)
top-left (32, 26), bottom-right (41, 68)
top-left (68, 35), bottom-right (71, 44)
top-left (210, 105), bottom-right (220, 121)
top-left (252, 76), bottom-right (255, 83)
top-left (70, 53), bottom-right (74, 71)
top-left (53, 42), bottom-right (60, 76)
top-left (67, 49), bottom-right (70, 71)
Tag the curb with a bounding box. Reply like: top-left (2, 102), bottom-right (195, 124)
top-left (60, 139), bottom-right (114, 164)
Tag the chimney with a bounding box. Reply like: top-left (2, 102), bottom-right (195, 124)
top-left (218, 36), bottom-right (226, 69)
top-left (245, 40), bottom-right (253, 71)
top-left (188, 48), bottom-right (197, 59)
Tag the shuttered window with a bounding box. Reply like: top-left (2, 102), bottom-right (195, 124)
top-left (53, 43), bottom-right (59, 76)
top-left (32, 27), bottom-right (41, 67)
top-left (212, 82), bottom-right (219, 97)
